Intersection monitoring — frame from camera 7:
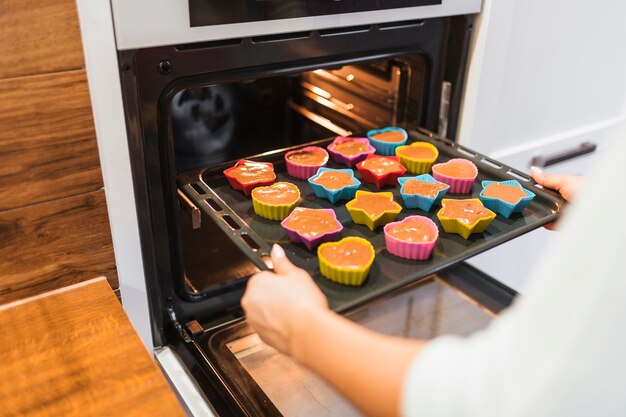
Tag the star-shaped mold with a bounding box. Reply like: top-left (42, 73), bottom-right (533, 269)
top-left (398, 174), bottom-right (450, 212)
top-left (326, 136), bottom-right (376, 167)
top-left (356, 154), bottom-right (407, 188)
top-left (436, 198), bottom-right (496, 239)
top-left (308, 168), bottom-right (361, 204)
top-left (479, 180), bottom-right (536, 218)
top-left (346, 190), bottom-right (402, 231)
top-left (280, 207), bottom-right (343, 251)
top-left (223, 159), bottom-right (276, 196)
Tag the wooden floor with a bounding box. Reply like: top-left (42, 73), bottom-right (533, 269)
top-left (0, 278), bottom-right (184, 417)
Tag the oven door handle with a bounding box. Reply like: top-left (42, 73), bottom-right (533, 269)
top-left (530, 142), bottom-right (597, 168)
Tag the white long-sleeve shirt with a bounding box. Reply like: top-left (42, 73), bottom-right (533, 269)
top-left (402, 133), bottom-right (626, 416)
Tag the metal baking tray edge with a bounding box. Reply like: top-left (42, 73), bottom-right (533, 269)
top-left (177, 128), bottom-right (565, 312)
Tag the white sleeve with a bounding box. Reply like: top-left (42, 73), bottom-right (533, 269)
top-left (401, 131), bottom-right (626, 417)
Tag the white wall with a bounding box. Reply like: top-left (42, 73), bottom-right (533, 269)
top-left (459, 0), bottom-right (626, 291)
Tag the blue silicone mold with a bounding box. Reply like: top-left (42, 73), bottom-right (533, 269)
top-left (398, 174), bottom-right (450, 212)
top-left (308, 168), bottom-right (361, 204)
top-left (366, 127), bottom-right (408, 156)
top-left (479, 180), bottom-right (536, 218)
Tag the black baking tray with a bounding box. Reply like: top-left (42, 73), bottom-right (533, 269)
top-left (178, 128), bottom-right (565, 311)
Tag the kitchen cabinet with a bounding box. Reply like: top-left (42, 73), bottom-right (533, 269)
top-left (0, 0), bottom-right (117, 303)
top-left (0, 277), bottom-right (184, 417)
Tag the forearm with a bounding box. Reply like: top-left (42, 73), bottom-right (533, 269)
top-left (290, 306), bottom-right (426, 417)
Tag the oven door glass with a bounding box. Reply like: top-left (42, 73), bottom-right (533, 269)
top-left (193, 263), bottom-right (513, 416)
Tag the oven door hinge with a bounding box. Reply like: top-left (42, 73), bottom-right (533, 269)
top-left (167, 306), bottom-right (192, 343)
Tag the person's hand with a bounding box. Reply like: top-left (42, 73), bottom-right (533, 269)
top-left (241, 244), bottom-right (329, 354)
top-left (530, 166), bottom-right (584, 202)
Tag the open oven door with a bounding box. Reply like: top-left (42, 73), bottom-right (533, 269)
top-left (163, 262), bottom-right (514, 417)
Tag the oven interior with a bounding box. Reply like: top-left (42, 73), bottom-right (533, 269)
top-left (174, 56), bottom-right (430, 300)
top-left (118, 13), bottom-right (474, 351)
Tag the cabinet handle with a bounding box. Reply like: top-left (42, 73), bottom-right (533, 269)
top-left (530, 142), bottom-right (597, 168)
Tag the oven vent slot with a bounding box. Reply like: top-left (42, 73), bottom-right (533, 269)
top-left (222, 215), bottom-right (240, 230)
top-left (319, 25), bottom-right (371, 37)
top-left (506, 170), bottom-right (531, 182)
top-left (241, 234), bottom-right (261, 251)
top-left (190, 182), bottom-right (205, 195)
top-left (480, 158), bottom-right (503, 170)
top-left (205, 198), bottom-right (223, 212)
top-left (251, 31), bottom-right (311, 44)
top-left (378, 19), bottom-right (425, 30)
top-left (175, 38), bottom-right (243, 51)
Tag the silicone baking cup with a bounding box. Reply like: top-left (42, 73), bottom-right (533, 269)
top-left (251, 182), bottom-right (300, 221)
top-left (326, 136), bottom-right (376, 168)
top-left (366, 126), bottom-right (408, 156)
top-left (395, 142), bottom-right (439, 174)
top-left (384, 215), bottom-right (439, 260)
top-left (479, 180), bottom-right (536, 218)
top-left (317, 236), bottom-right (375, 286)
top-left (223, 159), bottom-right (276, 196)
top-left (431, 158), bottom-right (478, 194)
top-left (356, 155), bottom-right (407, 188)
top-left (398, 174), bottom-right (450, 212)
top-left (281, 207), bottom-right (343, 251)
top-left (284, 146), bottom-right (329, 180)
top-left (346, 190), bottom-right (402, 231)
top-left (308, 168), bottom-right (361, 204)
top-left (436, 198), bottom-right (496, 239)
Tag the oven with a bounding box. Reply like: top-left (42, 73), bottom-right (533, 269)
top-left (74, 1), bottom-right (568, 415)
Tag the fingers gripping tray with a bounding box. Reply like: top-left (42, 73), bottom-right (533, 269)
top-left (178, 129), bottom-right (565, 312)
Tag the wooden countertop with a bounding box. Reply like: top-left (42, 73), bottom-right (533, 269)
top-left (0, 278), bottom-right (185, 417)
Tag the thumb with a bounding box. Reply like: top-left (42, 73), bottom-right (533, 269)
top-left (531, 166), bottom-right (566, 192)
top-left (270, 244), bottom-right (299, 276)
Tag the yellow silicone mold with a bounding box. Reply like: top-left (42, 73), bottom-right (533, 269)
top-left (317, 237), bottom-right (375, 286)
top-left (251, 182), bottom-right (300, 220)
top-left (436, 198), bottom-right (496, 239)
top-left (395, 142), bottom-right (439, 174)
top-left (345, 190), bottom-right (402, 231)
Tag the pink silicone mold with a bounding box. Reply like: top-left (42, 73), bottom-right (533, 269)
top-left (284, 146), bottom-right (329, 180)
top-left (431, 158), bottom-right (478, 194)
top-left (383, 215), bottom-right (438, 260)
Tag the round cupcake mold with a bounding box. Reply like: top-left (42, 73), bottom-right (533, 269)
top-left (395, 142), bottom-right (439, 174)
top-left (251, 182), bottom-right (300, 221)
top-left (479, 180), bottom-right (536, 218)
top-left (384, 215), bottom-right (439, 260)
top-left (431, 158), bottom-right (478, 194)
top-left (398, 174), bottom-right (449, 212)
top-left (307, 168), bottom-right (361, 204)
top-left (284, 146), bottom-right (329, 180)
top-left (366, 126), bottom-right (408, 156)
top-left (317, 236), bottom-right (375, 286)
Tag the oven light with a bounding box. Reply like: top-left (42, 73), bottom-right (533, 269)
top-left (346, 74), bottom-right (355, 81)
